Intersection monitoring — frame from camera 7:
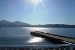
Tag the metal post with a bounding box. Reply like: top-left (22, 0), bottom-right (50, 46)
top-left (53, 48), bottom-right (56, 50)
top-left (42, 48), bottom-right (44, 50)
top-left (17, 49), bottom-right (20, 50)
top-left (59, 48), bottom-right (61, 50)
top-left (5, 49), bottom-right (7, 50)
top-left (64, 48), bottom-right (66, 50)
top-left (24, 49), bottom-right (26, 50)
top-left (70, 43), bottom-right (73, 50)
top-left (30, 48), bottom-right (32, 50)
top-left (11, 49), bottom-right (14, 50)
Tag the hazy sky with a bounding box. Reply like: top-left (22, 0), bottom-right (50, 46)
top-left (0, 0), bottom-right (75, 25)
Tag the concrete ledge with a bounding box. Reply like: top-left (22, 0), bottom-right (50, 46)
top-left (31, 31), bottom-right (75, 44)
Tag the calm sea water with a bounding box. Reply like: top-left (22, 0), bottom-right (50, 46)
top-left (0, 27), bottom-right (75, 45)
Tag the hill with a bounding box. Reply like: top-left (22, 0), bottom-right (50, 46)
top-left (0, 20), bottom-right (75, 28)
top-left (0, 20), bottom-right (30, 27)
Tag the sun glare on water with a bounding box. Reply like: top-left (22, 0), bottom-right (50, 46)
top-left (27, 37), bottom-right (44, 43)
top-left (26, 27), bottom-right (47, 31)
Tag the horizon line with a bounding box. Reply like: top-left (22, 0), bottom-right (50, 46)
top-left (0, 20), bottom-right (75, 25)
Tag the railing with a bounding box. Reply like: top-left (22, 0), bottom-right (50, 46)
top-left (0, 44), bottom-right (75, 50)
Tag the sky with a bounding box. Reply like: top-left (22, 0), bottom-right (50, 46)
top-left (0, 0), bottom-right (75, 25)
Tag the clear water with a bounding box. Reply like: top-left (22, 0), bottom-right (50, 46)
top-left (0, 27), bottom-right (75, 45)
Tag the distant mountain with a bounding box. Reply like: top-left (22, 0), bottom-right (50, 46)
top-left (30, 24), bottom-right (75, 28)
top-left (0, 20), bottom-right (75, 28)
top-left (0, 20), bottom-right (30, 27)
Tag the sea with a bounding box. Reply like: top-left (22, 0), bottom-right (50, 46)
top-left (0, 27), bottom-right (75, 45)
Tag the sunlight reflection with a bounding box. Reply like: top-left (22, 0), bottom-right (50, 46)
top-left (31, 27), bottom-right (43, 31)
top-left (27, 37), bottom-right (45, 43)
top-left (26, 27), bottom-right (47, 31)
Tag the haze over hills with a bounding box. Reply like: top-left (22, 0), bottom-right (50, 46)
top-left (0, 20), bottom-right (30, 27)
top-left (0, 20), bottom-right (75, 28)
